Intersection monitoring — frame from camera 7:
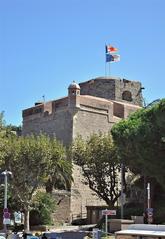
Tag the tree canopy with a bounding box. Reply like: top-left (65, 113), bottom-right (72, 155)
top-left (1, 133), bottom-right (72, 230)
top-left (0, 113), bottom-right (72, 230)
top-left (72, 133), bottom-right (120, 207)
top-left (111, 99), bottom-right (165, 186)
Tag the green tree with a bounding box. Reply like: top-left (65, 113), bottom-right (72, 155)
top-left (72, 133), bottom-right (120, 207)
top-left (45, 145), bottom-right (72, 193)
top-left (32, 191), bottom-right (56, 225)
top-left (1, 133), bottom-right (71, 231)
top-left (111, 99), bottom-right (165, 187)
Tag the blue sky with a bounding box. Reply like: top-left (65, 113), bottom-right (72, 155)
top-left (0, 0), bottom-right (164, 126)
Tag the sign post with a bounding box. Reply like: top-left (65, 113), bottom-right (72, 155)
top-left (14, 211), bottom-right (22, 224)
top-left (146, 208), bottom-right (153, 224)
top-left (102, 209), bottom-right (116, 236)
top-left (147, 183), bottom-right (153, 224)
top-left (3, 208), bottom-right (11, 225)
top-left (1, 170), bottom-right (12, 232)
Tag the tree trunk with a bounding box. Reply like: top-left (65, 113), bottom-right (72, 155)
top-left (45, 178), bottom-right (53, 193)
top-left (24, 207), bottom-right (30, 232)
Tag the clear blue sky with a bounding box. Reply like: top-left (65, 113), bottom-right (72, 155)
top-left (0, 0), bottom-right (164, 126)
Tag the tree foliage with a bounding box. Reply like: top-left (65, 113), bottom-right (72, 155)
top-left (111, 99), bottom-right (165, 186)
top-left (0, 131), bottom-right (72, 230)
top-left (32, 191), bottom-right (56, 225)
top-left (72, 133), bottom-right (120, 207)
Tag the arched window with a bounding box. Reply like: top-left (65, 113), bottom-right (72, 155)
top-left (122, 91), bottom-right (132, 101)
top-left (71, 90), bottom-right (80, 95)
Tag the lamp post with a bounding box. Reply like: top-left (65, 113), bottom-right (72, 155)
top-left (1, 170), bottom-right (12, 232)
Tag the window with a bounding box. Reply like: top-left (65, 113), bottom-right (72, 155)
top-left (122, 91), bottom-right (132, 101)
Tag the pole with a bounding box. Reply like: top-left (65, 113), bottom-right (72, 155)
top-left (4, 171), bottom-right (8, 209)
top-left (105, 209), bottom-right (108, 237)
top-left (147, 183), bottom-right (151, 209)
top-left (147, 182), bottom-right (152, 224)
top-left (3, 170), bottom-right (8, 233)
top-left (105, 44), bottom-right (107, 77)
top-left (108, 62), bottom-right (111, 76)
top-left (1, 170), bottom-right (12, 233)
top-left (120, 163), bottom-right (124, 219)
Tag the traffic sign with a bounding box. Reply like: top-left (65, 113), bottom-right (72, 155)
top-left (148, 217), bottom-right (153, 223)
top-left (3, 218), bottom-right (11, 225)
top-left (3, 208), bottom-right (8, 213)
top-left (146, 208), bottom-right (153, 213)
top-left (14, 211), bottom-right (22, 224)
top-left (148, 212), bottom-right (153, 217)
top-left (3, 212), bottom-right (10, 219)
top-left (102, 209), bottom-right (116, 216)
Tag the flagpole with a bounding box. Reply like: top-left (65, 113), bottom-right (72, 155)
top-left (105, 44), bottom-right (120, 77)
top-left (108, 43), bottom-right (111, 76)
top-left (105, 44), bottom-right (107, 77)
top-left (109, 62), bottom-right (111, 76)
top-left (105, 62), bottom-right (107, 77)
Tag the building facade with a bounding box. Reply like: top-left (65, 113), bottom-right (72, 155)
top-left (22, 76), bottom-right (142, 222)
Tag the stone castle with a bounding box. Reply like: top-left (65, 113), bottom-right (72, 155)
top-left (22, 76), bottom-right (142, 222)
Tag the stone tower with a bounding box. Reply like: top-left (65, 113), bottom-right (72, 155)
top-left (22, 76), bottom-right (142, 222)
top-left (68, 81), bottom-right (80, 108)
top-left (79, 77), bottom-right (143, 106)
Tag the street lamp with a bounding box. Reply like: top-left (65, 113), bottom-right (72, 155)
top-left (1, 170), bottom-right (12, 232)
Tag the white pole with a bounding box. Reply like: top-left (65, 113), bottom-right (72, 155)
top-left (121, 163), bottom-right (124, 219)
top-left (105, 211), bottom-right (108, 236)
top-left (1, 170), bottom-right (12, 232)
top-left (4, 171), bottom-right (8, 209)
top-left (147, 183), bottom-right (150, 209)
top-left (147, 182), bottom-right (152, 224)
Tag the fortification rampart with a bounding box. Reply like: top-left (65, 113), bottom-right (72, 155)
top-left (22, 76), bottom-right (143, 222)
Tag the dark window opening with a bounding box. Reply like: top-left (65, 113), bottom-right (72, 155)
top-left (122, 91), bottom-right (132, 101)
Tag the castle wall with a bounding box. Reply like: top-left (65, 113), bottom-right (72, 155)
top-left (22, 77), bottom-right (143, 223)
top-left (73, 108), bottom-right (113, 139)
top-left (79, 77), bottom-right (142, 106)
top-left (115, 79), bottom-right (142, 106)
top-left (70, 104), bottom-right (115, 217)
top-left (79, 78), bottom-right (116, 100)
top-left (22, 107), bottom-right (73, 146)
top-left (70, 99), bottom-right (141, 217)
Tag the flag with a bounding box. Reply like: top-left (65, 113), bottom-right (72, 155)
top-left (106, 54), bottom-right (120, 62)
top-left (106, 45), bottom-right (118, 53)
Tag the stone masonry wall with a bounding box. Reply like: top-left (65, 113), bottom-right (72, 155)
top-left (115, 79), bottom-right (142, 106)
top-left (79, 77), bottom-right (142, 106)
top-left (23, 107), bottom-right (73, 146)
top-left (70, 108), bottom-right (114, 217)
top-left (70, 99), bottom-right (141, 218)
top-left (79, 77), bottom-right (116, 100)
